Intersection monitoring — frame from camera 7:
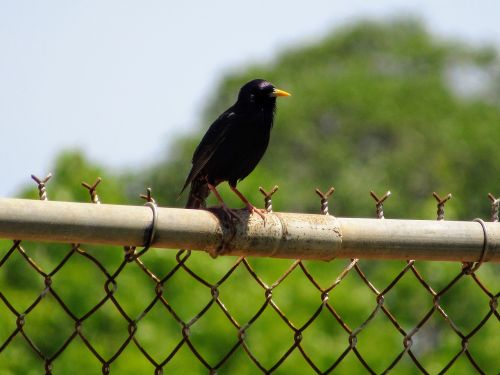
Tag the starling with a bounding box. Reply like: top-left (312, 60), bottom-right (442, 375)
top-left (180, 79), bottom-right (291, 219)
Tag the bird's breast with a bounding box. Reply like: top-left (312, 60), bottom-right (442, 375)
top-left (205, 112), bottom-right (273, 183)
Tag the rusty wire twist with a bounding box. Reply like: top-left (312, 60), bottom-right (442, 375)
top-left (488, 193), bottom-right (499, 222)
top-left (433, 192), bottom-right (452, 221)
top-left (258, 185), bottom-right (278, 213)
top-left (81, 177), bottom-right (102, 204)
top-left (370, 190), bottom-right (391, 219)
top-left (140, 187), bottom-right (157, 205)
top-left (31, 173), bottom-right (52, 201)
top-left (315, 187), bottom-right (335, 215)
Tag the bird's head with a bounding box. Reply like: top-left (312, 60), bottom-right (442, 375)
top-left (237, 79), bottom-right (291, 105)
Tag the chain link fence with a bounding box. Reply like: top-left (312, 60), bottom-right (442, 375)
top-left (0, 175), bottom-right (498, 374)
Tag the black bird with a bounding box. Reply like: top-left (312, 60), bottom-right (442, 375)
top-left (180, 79), bottom-right (291, 219)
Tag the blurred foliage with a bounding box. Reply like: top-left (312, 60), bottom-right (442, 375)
top-left (1, 18), bottom-right (500, 374)
top-left (146, 18), bottom-right (500, 221)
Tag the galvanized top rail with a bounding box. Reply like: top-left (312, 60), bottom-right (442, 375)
top-left (0, 198), bottom-right (498, 262)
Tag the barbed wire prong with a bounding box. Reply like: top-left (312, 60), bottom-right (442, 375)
top-left (81, 177), bottom-right (102, 204)
top-left (31, 173), bottom-right (52, 201)
top-left (140, 187), bottom-right (157, 205)
top-left (488, 193), bottom-right (499, 222)
top-left (315, 186), bottom-right (335, 215)
top-left (433, 192), bottom-right (452, 221)
top-left (370, 190), bottom-right (391, 219)
top-left (259, 185), bottom-right (278, 213)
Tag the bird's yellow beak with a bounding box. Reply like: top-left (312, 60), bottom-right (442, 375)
top-left (271, 88), bottom-right (291, 97)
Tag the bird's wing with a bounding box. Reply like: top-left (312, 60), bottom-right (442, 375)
top-left (180, 109), bottom-right (236, 194)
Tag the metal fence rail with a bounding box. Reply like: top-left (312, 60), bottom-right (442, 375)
top-left (0, 198), bottom-right (498, 263)
top-left (0, 177), bottom-right (499, 374)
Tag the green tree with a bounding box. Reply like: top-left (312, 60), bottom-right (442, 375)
top-left (151, 18), bottom-right (499, 221)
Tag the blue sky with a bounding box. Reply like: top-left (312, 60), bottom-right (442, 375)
top-left (1, 1), bottom-right (499, 196)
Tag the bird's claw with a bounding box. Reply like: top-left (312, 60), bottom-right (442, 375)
top-left (246, 204), bottom-right (267, 222)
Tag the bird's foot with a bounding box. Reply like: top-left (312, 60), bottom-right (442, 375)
top-left (246, 204), bottom-right (267, 221)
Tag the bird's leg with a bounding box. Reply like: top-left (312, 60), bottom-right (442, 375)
top-left (207, 183), bottom-right (241, 222)
top-left (230, 185), bottom-right (267, 220)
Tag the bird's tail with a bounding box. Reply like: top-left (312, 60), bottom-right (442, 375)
top-left (185, 178), bottom-right (209, 209)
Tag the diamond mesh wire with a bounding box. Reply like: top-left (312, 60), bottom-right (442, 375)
top-left (0, 178), bottom-right (498, 374)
